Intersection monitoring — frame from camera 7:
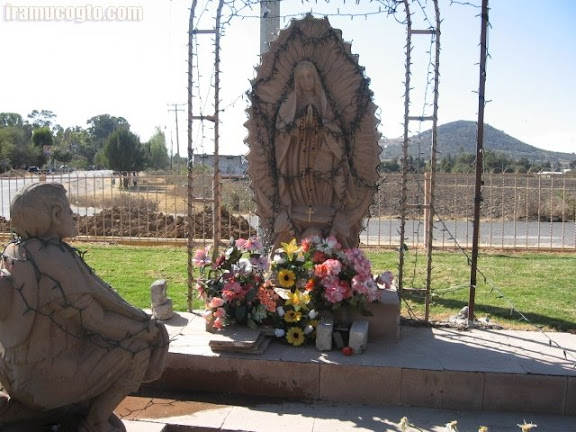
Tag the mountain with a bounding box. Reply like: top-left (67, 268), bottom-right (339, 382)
top-left (380, 120), bottom-right (575, 164)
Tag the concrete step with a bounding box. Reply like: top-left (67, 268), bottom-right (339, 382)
top-left (141, 312), bottom-right (576, 416)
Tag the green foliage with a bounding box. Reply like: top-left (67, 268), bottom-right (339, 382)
top-left (144, 127), bottom-right (170, 170)
top-left (103, 128), bottom-right (145, 172)
top-left (27, 109), bottom-right (57, 129)
top-left (86, 114), bottom-right (131, 166)
top-left (52, 148), bottom-right (73, 164)
top-left (0, 112), bottom-right (24, 128)
top-left (32, 127), bottom-right (53, 147)
top-left (87, 114), bottom-right (130, 141)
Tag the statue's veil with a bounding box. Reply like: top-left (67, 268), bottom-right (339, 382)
top-left (245, 14), bottom-right (381, 248)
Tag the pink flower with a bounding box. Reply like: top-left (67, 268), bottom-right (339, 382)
top-left (324, 259), bottom-right (342, 276)
top-left (208, 297), bottom-right (225, 308)
top-left (193, 247), bottom-right (211, 267)
top-left (213, 307), bottom-right (226, 318)
top-left (213, 317), bottom-right (226, 329)
top-left (351, 275), bottom-right (379, 301)
top-left (314, 259), bottom-right (342, 278)
top-left (236, 237), bottom-right (262, 252)
top-left (222, 281), bottom-right (244, 302)
top-left (323, 277), bottom-right (350, 303)
top-left (377, 271), bottom-right (394, 289)
top-left (195, 283), bottom-right (205, 298)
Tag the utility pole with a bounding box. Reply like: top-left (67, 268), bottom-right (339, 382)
top-left (260, 0), bottom-right (280, 54)
top-left (167, 103), bottom-right (185, 172)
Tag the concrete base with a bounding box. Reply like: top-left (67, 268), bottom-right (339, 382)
top-left (139, 311), bottom-right (576, 416)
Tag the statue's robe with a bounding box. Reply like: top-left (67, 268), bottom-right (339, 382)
top-left (0, 239), bottom-right (168, 411)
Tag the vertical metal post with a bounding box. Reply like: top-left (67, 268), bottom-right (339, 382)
top-left (424, 0), bottom-right (441, 322)
top-left (213, 0), bottom-right (224, 252)
top-left (187, 0), bottom-right (198, 312)
top-left (399, 0), bottom-right (412, 294)
top-left (468, 0), bottom-right (489, 324)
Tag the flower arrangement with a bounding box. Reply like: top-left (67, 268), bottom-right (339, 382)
top-left (194, 235), bottom-right (391, 346)
top-left (193, 238), bottom-right (270, 330)
top-left (270, 235), bottom-right (381, 314)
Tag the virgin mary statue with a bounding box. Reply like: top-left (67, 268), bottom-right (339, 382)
top-left (245, 15), bottom-right (381, 250)
top-left (274, 61), bottom-right (350, 245)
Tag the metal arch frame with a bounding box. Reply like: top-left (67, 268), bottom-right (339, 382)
top-left (185, 0), bottom-right (443, 320)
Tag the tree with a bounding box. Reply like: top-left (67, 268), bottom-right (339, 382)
top-left (52, 148), bottom-right (73, 167)
top-left (144, 127), bottom-right (170, 170)
top-left (87, 114), bottom-right (129, 142)
top-left (27, 110), bottom-right (57, 130)
top-left (103, 129), bottom-right (145, 172)
top-left (86, 114), bottom-right (131, 166)
top-left (32, 127), bottom-right (54, 148)
top-left (379, 159), bottom-right (400, 173)
top-left (0, 112), bottom-right (24, 128)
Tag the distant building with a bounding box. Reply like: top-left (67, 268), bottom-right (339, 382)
top-left (191, 154), bottom-right (247, 178)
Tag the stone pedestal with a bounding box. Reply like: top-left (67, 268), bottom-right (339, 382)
top-left (363, 289), bottom-right (400, 342)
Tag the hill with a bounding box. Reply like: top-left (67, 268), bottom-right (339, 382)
top-left (380, 120), bottom-right (575, 164)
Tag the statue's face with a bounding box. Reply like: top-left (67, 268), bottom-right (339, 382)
top-left (296, 66), bottom-right (316, 93)
top-left (58, 199), bottom-right (78, 239)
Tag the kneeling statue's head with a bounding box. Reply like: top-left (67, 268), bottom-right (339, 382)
top-left (10, 182), bottom-right (78, 240)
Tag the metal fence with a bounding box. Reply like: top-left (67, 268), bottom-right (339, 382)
top-left (0, 171), bottom-right (574, 251)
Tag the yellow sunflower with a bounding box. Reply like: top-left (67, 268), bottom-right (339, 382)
top-left (277, 269), bottom-right (296, 288)
top-left (286, 327), bottom-right (305, 346)
top-left (284, 310), bottom-right (302, 323)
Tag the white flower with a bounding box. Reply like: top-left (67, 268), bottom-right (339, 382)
top-left (517, 421), bottom-right (537, 431)
top-left (276, 306), bottom-right (285, 317)
top-left (304, 325), bottom-right (314, 334)
top-left (308, 309), bottom-right (318, 319)
top-left (238, 258), bottom-right (252, 272)
top-left (398, 417), bottom-right (409, 432)
top-left (273, 255), bottom-right (286, 265)
top-left (274, 328), bottom-right (285, 337)
top-left (445, 420), bottom-right (459, 432)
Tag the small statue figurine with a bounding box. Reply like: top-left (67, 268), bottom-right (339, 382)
top-left (0, 183), bottom-right (169, 432)
top-left (151, 279), bottom-right (174, 320)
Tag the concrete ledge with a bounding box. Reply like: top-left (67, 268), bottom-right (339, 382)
top-left (144, 312), bottom-right (576, 416)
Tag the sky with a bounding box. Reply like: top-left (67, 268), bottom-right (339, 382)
top-left (0, 0), bottom-right (575, 157)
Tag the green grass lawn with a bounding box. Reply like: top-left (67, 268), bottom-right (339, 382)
top-left (75, 243), bottom-right (576, 333)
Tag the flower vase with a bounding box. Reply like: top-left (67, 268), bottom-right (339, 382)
top-left (331, 306), bottom-right (355, 327)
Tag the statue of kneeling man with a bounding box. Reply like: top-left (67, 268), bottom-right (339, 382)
top-left (0, 182), bottom-right (169, 432)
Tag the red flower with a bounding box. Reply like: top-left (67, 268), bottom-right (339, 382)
top-left (305, 278), bottom-right (315, 291)
top-left (312, 251), bottom-right (327, 263)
